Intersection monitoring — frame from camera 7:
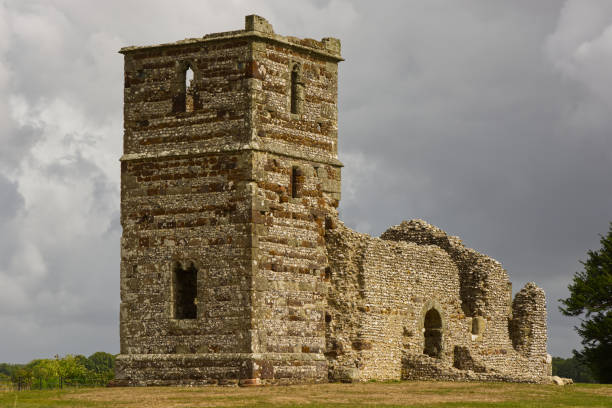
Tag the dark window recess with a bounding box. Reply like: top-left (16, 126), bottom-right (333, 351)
top-left (324, 267), bottom-right (331, 280)
top-left (185, 67), bottom-right (194, 113)
top-left (173, 64), bottom-right (195, 113)
top-left (174, 263), bottom-right (197, 319)
top-left (423, 308), bottom-right (443, 358)
top-left (291, 166), bottom-right (302, 198)
top-left (290, 64), bottom-right (300, 114)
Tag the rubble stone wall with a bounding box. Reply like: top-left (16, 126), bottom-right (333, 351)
top-left (245, 27), bottom-right (342, 382)
top-left (325, 220), bottom-right (550, 383)
top-left (117, 15), bottom-right (550, 386)
top-left (118, 26), bottom-right (257, 384)
top-left (117, 15), bottom-right (343, 385)
top-left (119, 151), bottom-right (253, 353)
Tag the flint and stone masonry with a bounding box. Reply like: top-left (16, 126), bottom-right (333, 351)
top-left (115, 15), bottom-right (551, 385)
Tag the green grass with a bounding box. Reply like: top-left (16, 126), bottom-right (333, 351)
top-left (0, 382), bottom-right (610, 408)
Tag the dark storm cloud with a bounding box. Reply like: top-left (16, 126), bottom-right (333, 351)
top-left (0, 175), bottom-right (25, 273)
top-left (0, 175), bottom-right (24, 221)
top-left (0, 124), bottom-right (42, 171)
top-left (334, 0), bottom-right (612, 357)
top-left (1, 0), bottom-right (610, 362)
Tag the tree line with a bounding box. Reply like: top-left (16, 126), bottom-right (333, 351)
top-left (0, 352), bottom-right (115, 390)
top-left (560, 223), bottom-right (612, 384)
top-left (551, 356), bottom-right (596, 383)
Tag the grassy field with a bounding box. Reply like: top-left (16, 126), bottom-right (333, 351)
top-left (1, 381), bottom-right (610, 408)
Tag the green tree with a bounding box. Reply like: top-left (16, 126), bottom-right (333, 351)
top-left (0, 363), bottom-right (24, 377)
top-left (74, 354), bottom-right (89, 369)
top-left (84, 352), bottom-right (115, 384)
top-left (27, 359), bottom-right (53, 389)
top-left (560, 223), bottom-right (612, 383)
top-left (85, 352), bottom-right (115, 373)
top-left (552, 356), bottom-right (596, 383)
top-left (12, 367), bottom-right (33, 390)
top-left (0, 372), bottom-right (11, 390)
top-left (57, 355), bottom-right (87, 387)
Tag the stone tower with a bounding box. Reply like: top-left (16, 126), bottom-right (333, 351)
top-left (116, 15), bottom-right (342, 385)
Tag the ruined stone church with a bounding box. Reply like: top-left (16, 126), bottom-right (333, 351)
top-left (115, 15), bottom-right (551, 385)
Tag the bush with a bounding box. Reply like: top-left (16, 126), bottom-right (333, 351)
top-left (4, 352), bottom-right (116, 390)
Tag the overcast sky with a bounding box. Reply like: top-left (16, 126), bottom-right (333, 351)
top-left (1, 0), bottom-right (611, 363)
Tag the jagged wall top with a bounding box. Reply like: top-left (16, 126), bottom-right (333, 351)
top-left (381, 219), bottom-right (502, 268)
top-left (119, 15), bottom-right (343, 61)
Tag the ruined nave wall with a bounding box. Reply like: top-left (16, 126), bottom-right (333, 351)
top-left (325, 219), bottom-right (550, 383)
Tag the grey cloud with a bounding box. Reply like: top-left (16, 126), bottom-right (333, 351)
top-left (335, 1), bottom-right (612, 357)
top-left (0, 124), bottom-right (42, 171)
top-left (0, 175), bottom-right (24, 273)
top-left (0, 174), bottom-right (24, 221)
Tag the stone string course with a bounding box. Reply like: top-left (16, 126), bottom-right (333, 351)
top-left (115, 15), bottom-right (551, 386)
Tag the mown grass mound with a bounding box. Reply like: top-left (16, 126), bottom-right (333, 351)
top-left (1, 381), bottom-right (611, 408)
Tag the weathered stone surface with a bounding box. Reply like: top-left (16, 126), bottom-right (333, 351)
top-left (116, 15), bottom-right (549, 386)
top-left (326, 220), bottom-right (549, 383)
top-left (550, 375), bottom-right (573, 385)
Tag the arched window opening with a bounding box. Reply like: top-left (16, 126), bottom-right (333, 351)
top-left (173, 263), bottom-right (197, 319)
top-left (290, 64), bottom-right (300, 114)
top-left (185, 66), bottom-right (194, 113)
top-left (173, 63), bottom-right (195, 114)
top-left (423, 308), bottom-right (442, 358)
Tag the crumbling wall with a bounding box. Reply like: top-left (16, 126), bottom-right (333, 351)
top-left (326, 219), bottom-right (550, 383)
top-left (324, 222), bottom-right (369, 382)
top-left (117, 14), bottom-right (550, 386)
top-left (326, 221), bottom-right (467, 381)
top-left (381, 220), bottom-right (506, 318)
top-left (382, 221), bottom-right (525, 376)
top-left (509, 282), bottom-right (548, 361)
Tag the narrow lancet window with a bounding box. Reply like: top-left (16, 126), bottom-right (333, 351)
top-left (174, 64), bottom-right (195, 114)
top-left (291, 166), bottom-right (301, 198)
top-left (290, 64), bottom-right (300, 114)
top-left (173, 263), bottom-right (197, 319)
top-left (185, 66), bottom-right (194, 113)
top-left (423, 308), bottom-right (443, 358)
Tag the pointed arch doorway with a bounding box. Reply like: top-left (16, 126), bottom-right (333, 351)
top-left (423, 308), bottom-right (443, 358)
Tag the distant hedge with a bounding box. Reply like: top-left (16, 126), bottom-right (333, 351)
top-left (1, 352), bottom-right (115, 390)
